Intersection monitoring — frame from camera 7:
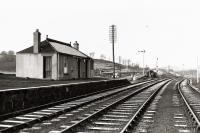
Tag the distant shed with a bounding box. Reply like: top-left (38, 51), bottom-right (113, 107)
top-left (16, 29), bottom-right (94, 80)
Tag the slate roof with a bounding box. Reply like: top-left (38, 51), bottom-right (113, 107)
top-left (18, 38), bottom-right (91, 59)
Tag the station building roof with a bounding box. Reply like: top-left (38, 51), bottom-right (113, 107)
top-left (17, 38), bottom-right (91, 59)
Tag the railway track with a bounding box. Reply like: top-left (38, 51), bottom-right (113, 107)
top-left (15, 79), bottom-right (169, 133)
top-left (0, 79), bottom-right (160, 133)
top-left (58, 80), bottom-right (170, 133)
top-left (121, 79), bottom-right (196, 133)
top-left (177, 79), bottom-right (200, 132)
top-left (9, 78), bottom-right (200, 133)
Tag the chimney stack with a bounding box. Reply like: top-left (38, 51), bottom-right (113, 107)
top-left (33, 29), bottom-right (41, 53)
top-left (73, 41), bottom-right (79, 50)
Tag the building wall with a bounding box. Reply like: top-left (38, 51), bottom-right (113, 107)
top-left (16, 54), bottom-right (43, 79)
top-left (69, 56), bottom-right (78, 79)
top-left (79, 59), bottom-right (85, 78)
top-left (58, 54), bottom-right (93, 79)
top-left (58, 54), bottom-right (78, 79)
top-left (16, 53), bottom-right (93, 80)
top-left (58, 54), bottom-right (65, 79)
top-left (87, 59), bottom-right (94, 77)
top-left (16, 53), bottom-right (58, 79)
top-left (51, 53), bottom-right (58, 79)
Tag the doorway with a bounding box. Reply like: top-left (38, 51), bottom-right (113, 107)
top-left (43, 56), bottom-right (52, 79)
top-left (78, 59), bottom-right (80, 78)
top-left (85, 60), bottom-right (88, 78)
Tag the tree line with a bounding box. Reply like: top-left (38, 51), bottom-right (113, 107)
top-left (0, 50), bottom-right (15, 62)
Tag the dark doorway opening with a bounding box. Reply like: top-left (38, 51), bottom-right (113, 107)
top-left (78, 59), bottom-right (80, 78)
top-left (85, 60), bottom-right (88, 78)
top-left (43, 56), bottom-right (52, 79)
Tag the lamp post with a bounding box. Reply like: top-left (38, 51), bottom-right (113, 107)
top-left (138, 50), bottom-right (146, 76)
top-left (109, 25), bottom-right (117, 78)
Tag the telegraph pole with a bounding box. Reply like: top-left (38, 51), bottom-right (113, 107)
top-left (109, 25), bottom-right (117, 78)
top-left (156, 57), bottom-right (158, 73)
top-left (138, 50), bottom-right (146, 76)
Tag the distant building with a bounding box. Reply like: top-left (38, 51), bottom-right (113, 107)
top-left (16, 29), bottom-right (94, 80)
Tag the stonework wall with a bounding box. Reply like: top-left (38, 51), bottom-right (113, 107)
top-left (58, 54), bottom-right (93, 79)
top-left (0, 79), bottom-right (130, 119)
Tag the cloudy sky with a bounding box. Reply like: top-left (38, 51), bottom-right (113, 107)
top-left (1, 0), bottom-right (200, 70)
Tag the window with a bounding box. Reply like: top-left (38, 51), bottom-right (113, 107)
top-left (64, 56), bottom-right (68, 74)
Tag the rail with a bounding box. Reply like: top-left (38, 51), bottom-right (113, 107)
top-left (60, 79), bottom-right (169, 133)
top-left (119, 79), bottom-right (171, 133)
top-left (177, 79), bottom-right (200, 131)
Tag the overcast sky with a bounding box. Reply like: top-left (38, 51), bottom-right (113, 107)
top-left (1, 0), bottom-right (200, 70)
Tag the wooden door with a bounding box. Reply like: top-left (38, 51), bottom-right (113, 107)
top-left (43, 56), bottom-right (52, 79)
top-left (85, 60), bottom-right (88, 78)
top-left (78, 59), bottom-right (80, 78)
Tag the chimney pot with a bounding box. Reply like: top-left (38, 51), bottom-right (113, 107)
top-left (73, 41), bottom-right (79, 50)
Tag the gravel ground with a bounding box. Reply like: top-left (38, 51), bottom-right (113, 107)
top-left (150, 80), bottom-right (195, 133)
top-left (132, 80), bottom-right (196, 133)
